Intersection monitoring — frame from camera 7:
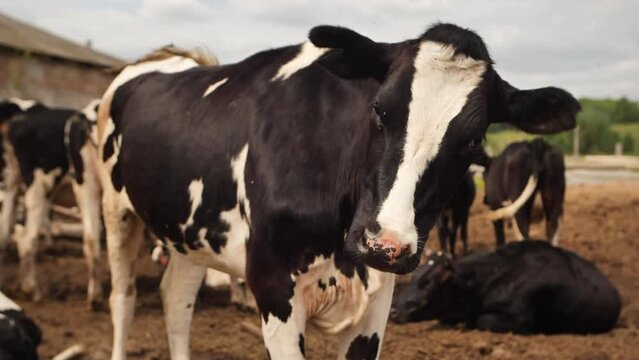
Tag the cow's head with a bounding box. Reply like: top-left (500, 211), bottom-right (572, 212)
top-left (310, 23), bottom-right (580, 273)
top-left (0, 100), bottom-right (22, 125)
top-left (389, 251), bottom-right (461, 324)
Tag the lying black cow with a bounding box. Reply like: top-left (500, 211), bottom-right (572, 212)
top-left (436, 171), bottom-right (475, 258)
top-left (0, 99), bottom-right (102, 306)
top-left (390, 241), bottom-right (621, 334)
top-left (484, 138), bottom-right (566, 246)
top-left (0, 290), bottom-right (41, 360)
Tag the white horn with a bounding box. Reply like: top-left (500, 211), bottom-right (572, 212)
top-left (485, 175), bottom-right (538, 221)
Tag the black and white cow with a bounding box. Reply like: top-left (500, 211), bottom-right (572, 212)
top-left (0, 290), bottom-right (41, 360)
top-left (97, 24), bottom-right (579, 359)
top-left (0, 99), bottom-right (103, 306)
top-left (484, 138), bottom-right (566, 246)
top-left (436, 171), bottom-right (475, 258)
top-left (390, 241), bottom-right (621, 334)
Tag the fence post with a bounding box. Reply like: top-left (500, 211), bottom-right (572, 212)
top-left (573, 125), bottom-right (580, 157)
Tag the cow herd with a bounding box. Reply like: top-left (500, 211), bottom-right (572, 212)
top-left (0, 23), bottom-right (623, 360)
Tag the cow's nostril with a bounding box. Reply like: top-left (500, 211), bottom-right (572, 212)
top-left (364, 228), bottom-right (378, 241)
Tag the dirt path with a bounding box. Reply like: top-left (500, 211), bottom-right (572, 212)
top-left (1, 182), bottom-right (638, 359)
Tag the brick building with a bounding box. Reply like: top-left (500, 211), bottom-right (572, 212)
top-left (0, 12), bottom-right (123, 109)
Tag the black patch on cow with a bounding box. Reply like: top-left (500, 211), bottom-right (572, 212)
top-left (421, 23), bottom-right (492, 63)
top-left (0, 309), bottom-right (42, 360)
top-left (317, 279), bottom-right (326, 290)
top-left (7, 106), bottom-right (78, 187)
top-left (328, 277), bottom-right (337, 287)
top-left (298, 333), bottom-right (305, 357)
top-left (239, 200), bottom-right (246, 219)
top-left (68, 115), bottom-right (91, 184)
top-left (345, 333), bottom-right (379, 360)
top-left (111, 160), bottom-right (123, 191)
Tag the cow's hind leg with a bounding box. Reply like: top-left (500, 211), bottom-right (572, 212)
top-left (460, 214), bottom-right (469, 255)
top-left (337, 272), bottom-right (395, 360)
top-left (160, 249), bottom-right (206, 360)
top-left (104, 196), bottom-right (144, 360)
top-left (17, 173), bottom-right (53, 300)
top-left (72, 178), bottom-right (104, 309)
top-left (541, 179), bottom-right (564, 246)
top-left (492, 219), bottom-right (505, 247)
top-left (0, 160), bottom-right (20, 253)
top-left (436, 214), bottom-right (449, 253)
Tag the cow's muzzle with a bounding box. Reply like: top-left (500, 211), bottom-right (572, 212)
top-left (348, 228), bottom-right (421, 274)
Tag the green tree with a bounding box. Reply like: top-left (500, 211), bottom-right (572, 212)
top-left (622, 133), bottom-right (635, 154)
top-left (611, 97), bottom-right (639, 123)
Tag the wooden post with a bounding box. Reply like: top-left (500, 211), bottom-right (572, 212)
top-left (573, 125), bottom-right (580, 157)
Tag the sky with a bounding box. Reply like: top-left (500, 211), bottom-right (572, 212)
top-left (1, 0), bottom-right (638, 99)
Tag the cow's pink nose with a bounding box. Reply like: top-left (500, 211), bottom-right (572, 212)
top-left (365, 230), bottom-right (409, 261)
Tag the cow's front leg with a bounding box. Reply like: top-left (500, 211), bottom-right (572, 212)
top-left (160, 249), bottom-right (206, 360)
top-left (337, 271), bottom-right (395, 360)
top-left (248, 247), bottom-right (306, 359)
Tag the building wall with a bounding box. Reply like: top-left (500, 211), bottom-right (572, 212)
top-left (0, 46), bottom-right (116, 109)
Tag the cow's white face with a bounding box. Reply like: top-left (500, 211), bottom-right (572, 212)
top-left (310, 23), bottom-right (579, 273)
top-left (373, 41), bottom-right (487, 257)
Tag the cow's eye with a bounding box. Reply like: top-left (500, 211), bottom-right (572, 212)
top-left (467, 135), bottom-right (483, 149)
top-left (372, 102), bottom-right (383, 130)
top-left (372, 102), bottom-right (381, 116)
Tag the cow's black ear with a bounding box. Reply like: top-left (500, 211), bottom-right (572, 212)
top-left (498, 80), bottom-right (580, 134)
top-left (309, 25), bottom-right (391, 82)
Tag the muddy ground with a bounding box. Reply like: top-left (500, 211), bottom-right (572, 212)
top-left (1, 181), bottom-right (638, 360)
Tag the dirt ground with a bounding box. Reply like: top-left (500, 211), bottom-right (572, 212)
top-left (1, 181), bottom-right (639, 360)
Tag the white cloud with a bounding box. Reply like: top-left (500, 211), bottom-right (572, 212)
top-left (0, 0), bottom-right (636, 99)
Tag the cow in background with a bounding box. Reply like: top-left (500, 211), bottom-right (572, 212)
top-left (436, 171), bottom-right (475, 258)
top-left (97, 24), bottom-right (578, 359)
top-left (0, 99), bottom-right (102, 307)
top-left (390, 241), bottom-right (621, 335)
top-left (484, 138), bottom-right (566, 246)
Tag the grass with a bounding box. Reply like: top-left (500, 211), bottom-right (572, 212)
top-left (485, 129), bottom-right (534, 155)
top-left (486, 123), bottom-right (639, 156)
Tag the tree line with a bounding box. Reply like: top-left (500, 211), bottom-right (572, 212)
top-left (488, 97), bottom-right (639, 156)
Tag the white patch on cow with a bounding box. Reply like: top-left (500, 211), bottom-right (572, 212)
top-left (82, 99), bottom-right (101, 122)
top-left (272, 41), bottom-right (328, 81)
top-left (104, 56), bottom-right (198, 100)
top-left (8, 98), bottom-right (37, 111)
top-left (0, 291), bottom-right (21, 311)
top-left (376, 41), bottom-right (487, 254)
top-left (204, 269), bottom-right (231, 288)
top-left (180, 179), bottom-right (204, 234)
top-left (427, 259), bottom-right (434, 266)
top-left (202, 78), bottom-right (228, 98)
top-left (82, 99), bottom-right (101, 145)
top-left (218, 144), bottom-right (251, 240)
top-left (551, 217), bottom-right (562, 246)
top-left (170, 145), bottom-right (250, 278)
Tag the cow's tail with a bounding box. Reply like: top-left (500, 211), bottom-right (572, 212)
top-left (485, 175), bottom-right (538, 221)
top-left (52, 343), bottom-right (84, 360)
